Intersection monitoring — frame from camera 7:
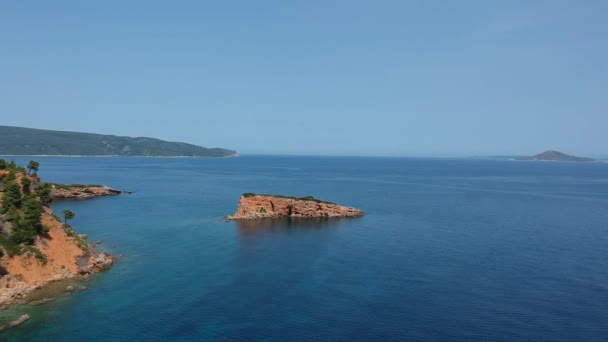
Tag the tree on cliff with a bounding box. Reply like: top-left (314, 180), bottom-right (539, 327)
top-left (22, 195), bottom-right (43, 234)
top-left (1, 181), bottom-right (23, 213)
top-left (62, 209), bottom-right (75, 225)
top-left (27, 160), bottom-right (40, 175)
top-left (38, 183), bottom-right (53, 206)
top-left (11, 196), bottom-right (43, 245)
top-left (21, 177), bottom-right (32, 194)
top-left (3, 170), bottom-right (16, 183)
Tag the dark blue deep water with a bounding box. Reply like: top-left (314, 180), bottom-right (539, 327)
top-left (2, 156), bottom-right (608, 341)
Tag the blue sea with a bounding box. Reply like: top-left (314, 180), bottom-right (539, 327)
top-left (2, 156), bottom-right (608, 341)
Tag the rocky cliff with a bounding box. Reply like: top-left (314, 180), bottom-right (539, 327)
top-left (0, 162), bottom-right (116, 309)
top-left (0, 209), bottom-right (115, 307)
top-left (225, 194), bottom-right (364, 220)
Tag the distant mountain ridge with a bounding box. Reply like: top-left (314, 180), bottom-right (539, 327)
top-left (0, 126), bottom-right (236, 157)
top-left (515, 150), bottom-right (594, 162)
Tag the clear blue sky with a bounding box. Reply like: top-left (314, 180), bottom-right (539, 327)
top-left (1, 1), bottom-right (606, 157)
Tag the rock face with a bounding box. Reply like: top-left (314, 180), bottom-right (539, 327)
top-left (0, 168), bottom-right (117, 310)
top-left (76, 251), bottom-right (116, 274)
top-left (0, 208), bottom-right (117, 308)
top-left (51, 184), bottom-right (123, 200)
top-left (225, 194), bottom-right (364, 220)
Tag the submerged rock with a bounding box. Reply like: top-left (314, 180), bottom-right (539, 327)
top-left (28, 298), bottom-right (55, 306)
top-left (0, 314), bottom-right (30, 332)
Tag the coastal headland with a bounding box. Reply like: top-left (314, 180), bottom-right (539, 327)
top-left (0, 160), bottom-right (117, 329)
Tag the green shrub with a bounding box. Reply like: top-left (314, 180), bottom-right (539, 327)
top-left (42, 225), bottom-right (52, 234)
top-left (11, 227), bottom-right (36, 245)
top-left (48, 183), bottom-right (103, 189)
top-left (0, 236), bottom-right (21, 257)
top-left (3, 170), bottom-right (16, 183)
top-left (20, 246), bottom-right (47, 264)
top-left (32, 247), bottom-right (47, 264)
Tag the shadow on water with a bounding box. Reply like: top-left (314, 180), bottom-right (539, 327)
top-left (235, 216), bottom-right (356, 237)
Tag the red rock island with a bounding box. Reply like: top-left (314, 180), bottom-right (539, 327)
top-left (225, 193), bottom-right (364, 220)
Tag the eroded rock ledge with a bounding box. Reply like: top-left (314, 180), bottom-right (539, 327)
top-left (225, 194), bottom-right (364, 220)
top-left (50, 184), bottom-right (125, 200)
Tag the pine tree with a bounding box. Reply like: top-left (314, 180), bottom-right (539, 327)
top-left (63, 209), bottom-right (75, 225)
top-left (1, 180), bottom-right (22, 213)
top-left (21, 177), bottom-right (32, 194)
top-left (27, 160), bottom-right (40, 175)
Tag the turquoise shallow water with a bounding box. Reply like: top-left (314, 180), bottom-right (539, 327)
top-left (2, 155), bottom-right (608, 341)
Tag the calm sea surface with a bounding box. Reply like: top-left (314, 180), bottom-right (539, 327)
top-left (2, 156), bottom-right (608, 341)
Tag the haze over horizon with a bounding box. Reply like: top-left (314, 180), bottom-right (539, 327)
top-left (1, 1), bottom-right (606, 157)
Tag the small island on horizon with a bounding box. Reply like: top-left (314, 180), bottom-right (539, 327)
top-left (514, 150), bottom-right (594, 162)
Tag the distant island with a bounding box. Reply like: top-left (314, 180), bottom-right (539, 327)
top-left (225, 193), bottom-right (364, 220)
top-left (515, 150), bottom-right (594, 162)
top-left (0, 126), bottom-right (237, 157)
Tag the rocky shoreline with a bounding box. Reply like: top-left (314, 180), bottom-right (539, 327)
top-left (0, 211), bottom-right (116, 332)
top-left (0, 164), bottom-right (120, 333)
top-left (225, 194), bottom-right (364, 220)
top-left (50, 184), bottom-right (128, 200)
top-left (0, 221), bottom-right (116, 310)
